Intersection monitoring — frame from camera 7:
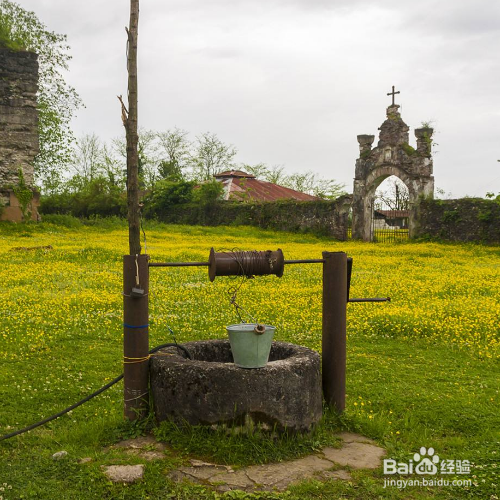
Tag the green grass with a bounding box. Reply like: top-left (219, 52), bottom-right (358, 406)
top-left (0, 220), bottom-right (499, 499)
top-left (154, 410), bottom-right (342, 467)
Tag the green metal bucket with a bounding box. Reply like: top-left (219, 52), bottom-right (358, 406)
top-left (227, 323), bottom-right (276, 369)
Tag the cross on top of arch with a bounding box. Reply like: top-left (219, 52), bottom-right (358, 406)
top-left (387, 85), bottom-right (400, 106)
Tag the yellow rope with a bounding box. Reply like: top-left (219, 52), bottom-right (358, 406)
top-left (123, 355), bottom-right (150, 364)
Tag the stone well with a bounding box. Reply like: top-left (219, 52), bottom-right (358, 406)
top-left (150, 340), bottom-right (322, 433)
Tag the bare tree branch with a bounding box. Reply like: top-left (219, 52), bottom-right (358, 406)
top-left (117, 95), bottom-right (129, 126)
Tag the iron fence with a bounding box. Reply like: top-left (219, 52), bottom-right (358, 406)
top-left (371, 201), bottom-right (410, 243)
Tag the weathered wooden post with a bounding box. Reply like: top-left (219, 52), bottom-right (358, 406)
top-left (123, 255), bottom-right (149, 420)
top-left (322, 251), bottom-right (347, 412)
top-left (121, 0), bottom-right (147, 420)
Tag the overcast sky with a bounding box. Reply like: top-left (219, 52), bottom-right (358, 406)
top-left (16, 0), bottom-right (500, 197)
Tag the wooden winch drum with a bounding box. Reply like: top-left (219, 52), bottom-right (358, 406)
top-left (208, 248), bottom-right (285, 281)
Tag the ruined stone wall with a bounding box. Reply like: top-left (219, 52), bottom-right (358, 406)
top-left (153, 197), bottom-right (352, 240)
top-left (0, 48), bottom-right (39, 220)
top-left (415, 198), bottom-right (500, 243)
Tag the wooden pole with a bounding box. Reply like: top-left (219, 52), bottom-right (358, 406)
top-left (123, 254), bottom-right (149, 420)
top-left (124, 0), bottom-right (141, 256)
top-left (322, 251), bottom-right (347, 412)
top-left (122, 0), bottom-right (147, 421)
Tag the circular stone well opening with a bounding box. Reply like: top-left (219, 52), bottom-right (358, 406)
top-left (150, 340), bottom-right (322, 433)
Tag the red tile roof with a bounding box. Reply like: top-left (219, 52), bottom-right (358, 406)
top-left (216, 171), bottom-right (319, 202)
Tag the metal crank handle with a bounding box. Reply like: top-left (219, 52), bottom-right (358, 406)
top-left (348, 297), bottom-right (391, 303)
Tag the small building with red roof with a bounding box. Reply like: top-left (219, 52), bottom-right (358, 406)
top-left (214, 170), bottom-right (319, 202)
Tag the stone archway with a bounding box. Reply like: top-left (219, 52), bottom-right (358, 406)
top-left (352, 103), bottom-right (434, 241)
top-left (365, 166), bottom-right (417, 240)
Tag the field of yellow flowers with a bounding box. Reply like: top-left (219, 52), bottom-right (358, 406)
top-left (1, 220), bottom-right (498, 363)
top-left (0, 219), bottom-right (499, 500)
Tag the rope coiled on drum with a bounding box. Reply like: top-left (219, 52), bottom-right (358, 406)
top-left (226, 250), bottom-right (278, 278)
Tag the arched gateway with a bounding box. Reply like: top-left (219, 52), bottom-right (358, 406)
top-left (352, 93), bottom-right (434, 241)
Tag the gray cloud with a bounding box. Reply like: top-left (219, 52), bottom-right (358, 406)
top-left (191, 47), bottom-right (243, 59)
top-left (13, 0), bottom-right (500, 197)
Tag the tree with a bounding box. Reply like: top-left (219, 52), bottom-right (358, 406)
top-left (285, 171), bottom-right (316, 194)
top-left (241, 163), bottom-right (270, 180)
top-left (0, 0), bottom-right (82, 192)
top-left (244, 163), bottom-right (291, 186)
top-left (135, 130), bottom-right (161, 188)
top-left (101, 143), bottom-right (125, 189)
top-left (71, 133), bottom-right (104, 182)
top-left (157, 128), bottom-right (191, 181)
top-left (283, 171), bottom-right (346, 200)
top-left (310, 178), bottom-right (347, 200)
top-left (263, 165), bottom-right (287, 186)
top-left (242, 164), bottom-right (346, 200)
top-left (485, 191), bottom-right (500, 202)
top-left (376, 178), bottom-right (409, 211)
top-left (435, 186), bottom-right (453, 200)
top-left (113, 129), bottom-right (161, 189)
top-left (190, 132), bottom-right (237, 180)
top-left (243, 163), bottom-right (286, 185)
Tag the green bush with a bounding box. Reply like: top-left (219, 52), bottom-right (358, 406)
top-left (40, 214), bottom-right (82, 228)
top-left (143, 180), bottom-right (195, 217)
top-left (39, 176), bottom-right (126, 218)
top-left (192, 179), bottom-right (225, 206)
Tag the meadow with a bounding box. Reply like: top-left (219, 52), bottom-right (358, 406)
top-left (0, 218), bottom-right (499, 499)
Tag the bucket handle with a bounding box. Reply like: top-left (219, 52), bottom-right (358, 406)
top-left (253, 324), bottom-right (266, 335)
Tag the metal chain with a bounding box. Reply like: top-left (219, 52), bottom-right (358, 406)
top-left (219, 248), bottom-right (259, 324)
top-left (227, 284), bottom-right (257, 324)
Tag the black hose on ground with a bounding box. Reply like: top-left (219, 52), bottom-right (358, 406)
top-left (0, 343), bottom-right (191, 442)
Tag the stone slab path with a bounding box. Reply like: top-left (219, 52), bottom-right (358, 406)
top-left (170, 432), bottom-right (385, 492)
top-left (102, 432), bottom-right (385, 491)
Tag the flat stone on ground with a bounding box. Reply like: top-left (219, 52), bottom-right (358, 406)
top-left (110, 435), bottom-right (167, 461)
top-left (178, 465), bottom-right (232, 481)
top-left (209, 471), bottom-right (255, 491)
top-left (337, 431), bottom-right (377, 445)
top-left (244, 455), bottom-right (332, 490)
top-left (322, 441), bottom-right (386, 469)
top-left (103, 464), bottom-right (145, 483)
top-left (52, 451), bottom-right (68, 460)
top-left (315, 469), bottom-right (352, 481)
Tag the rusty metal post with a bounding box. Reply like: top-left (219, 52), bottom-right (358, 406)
top-left (322, 251), bottom-right (347, 412)
top-left (123, 254), bottom-right (149, 420)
